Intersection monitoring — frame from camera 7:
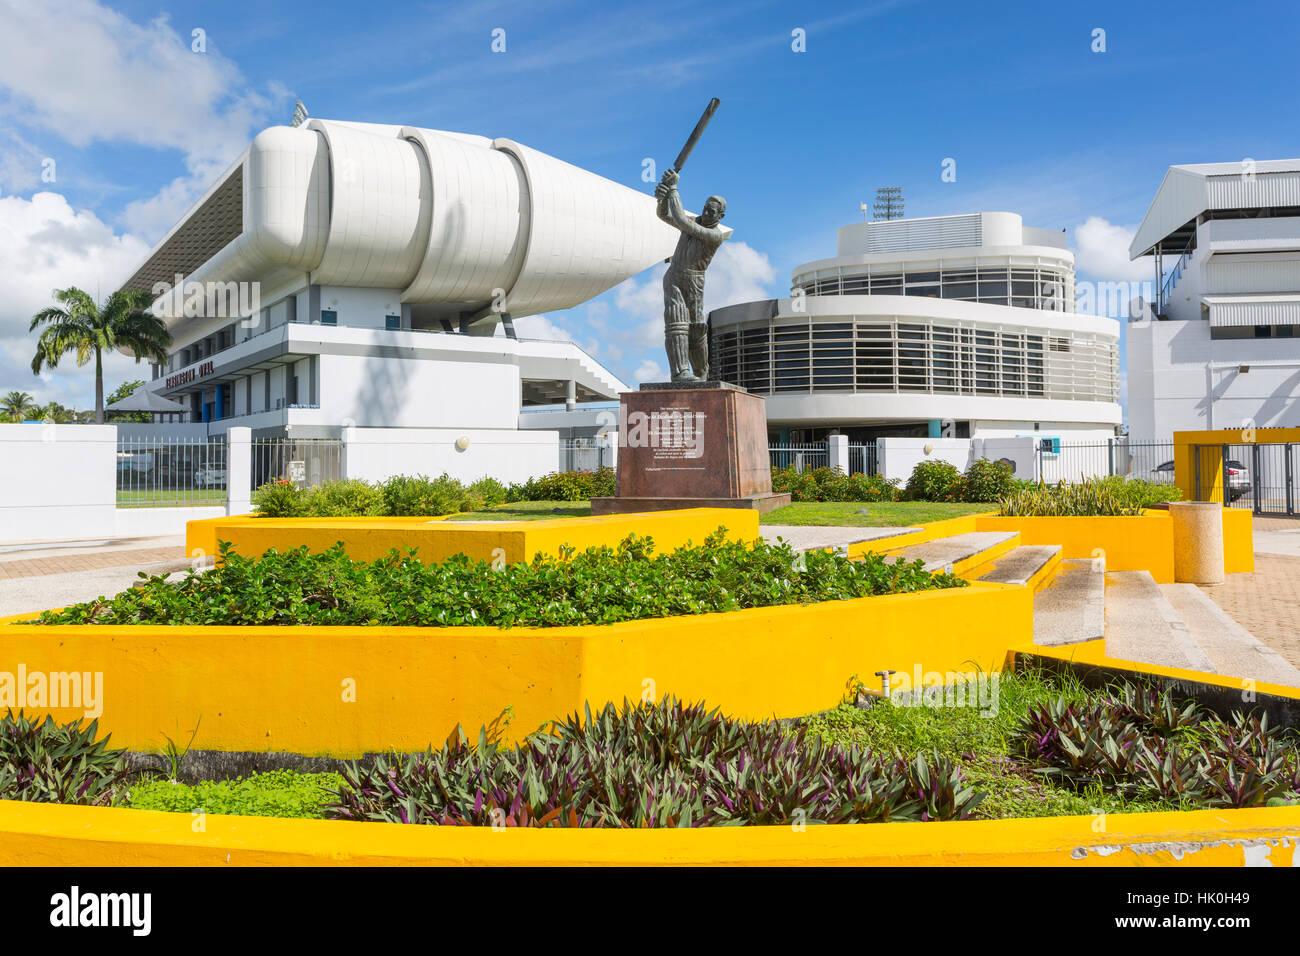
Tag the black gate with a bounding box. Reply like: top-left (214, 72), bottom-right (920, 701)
top-left (1194, 442), bottom-right (1296, 516)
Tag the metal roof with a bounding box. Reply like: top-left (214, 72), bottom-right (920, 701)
top-left (1129, 160), bottom-right (1300, 260)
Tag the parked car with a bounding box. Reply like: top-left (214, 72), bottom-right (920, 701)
top-left (194, 466), bottom-right (227, 488)
top-left (1151, 459), bottom-right (1249, 501)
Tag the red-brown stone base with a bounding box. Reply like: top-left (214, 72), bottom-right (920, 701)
top-left (589, 492), bottom-right (792, 516)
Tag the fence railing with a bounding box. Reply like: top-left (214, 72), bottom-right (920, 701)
top-left (558, 439), bottom-right (613, 473)
top-left (116, 436), bottom-right (228, 508)
top-left (770, 443), bottom-right (828, 471)
top-left (1037, 439), bottom-right (1175, 485)
top-left (848, 443), bottom-right (877, 476)
top-left (249, 438), bottom-right (345, 491)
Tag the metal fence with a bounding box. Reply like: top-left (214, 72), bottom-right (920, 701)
top-left (116, 436), bottom-right (228, 507)
top-left (1194, 441), bottom-right (1298, 516)
top-left (558, 439), bottom-right (613, 473)
top-left (250, 438), bottom-right (345, 491)
top-left (1038, 440), bottom-right (1175, 485)
top-left (848, 442), bottom-right (877, 476)
top-left (769, 443), bottom-right (828, 471)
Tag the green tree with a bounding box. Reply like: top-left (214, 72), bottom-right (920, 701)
top-left (37, 402), bottom-right (76, 423)
top-left (1, 390), bottom-right (35, 421)
top-left (29, 288), bottom-right (171, 425)
top-left (106, 379), bottom-right (149, 423)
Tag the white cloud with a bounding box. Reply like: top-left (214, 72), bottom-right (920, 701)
top-left (1073, 217), bottom-right (1150, 281)
top-left (507, 313), bottom-right (570, 342)
top-left (633, 359), bottom-right (663, 384)
top-left (0, 0), bottom-right (286, 243)
top-left (0, 191), bottom-right (152, 408)
top-left (0, 0), bottom-right (280, 167)
top-left (613, 240), bottom-right (778, 346)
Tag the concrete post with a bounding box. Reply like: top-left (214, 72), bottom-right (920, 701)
top-left (827, 434), bottom-right (850, 473)
top-left (226, 426), bottom-right (252, 516)
top-left (565, 379), bottom-right (577, 412)
top-left (601, 431), bottom-right (619, 471)
top-left (341, 425), bottom-right (359, 480)
top-left (1169, 501), bottom-right (1225, 585)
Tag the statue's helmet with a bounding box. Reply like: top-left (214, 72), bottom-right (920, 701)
top-left (706, 195), bottom-right (726, 217)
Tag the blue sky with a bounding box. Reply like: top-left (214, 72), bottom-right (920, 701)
top-left (2, 0), bottom-right (1298, 411)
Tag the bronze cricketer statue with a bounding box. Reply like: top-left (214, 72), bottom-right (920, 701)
top-left (654, 98), bottom-right (727, 383)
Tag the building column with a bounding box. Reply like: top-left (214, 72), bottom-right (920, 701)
top-left (565, 379), bottom-right (577, 412)
top-left (215, 385), bottom-right (224, 420)
top-left (927, 419), bottom-right (942, 438)
top-left (225, 426), bottom-right (252, 517)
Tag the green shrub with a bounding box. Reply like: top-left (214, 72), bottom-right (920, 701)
top-left (302, 478), bottom-right (383, 517)
top-left (903, 460), bottom-right (965, 502)
top-left (328, 697), bottom-right (984, 826)
top-left (129, 769), bottom-right (344, 819)
top-left (962, 458), bottom-right (1017, 502)
top-left (0, 712), bottom-right (129, 806)
top-left (469, 476), bottom-right (508, 507)
top-left (770, 465), bottom-right (900, 503)
top-left (379, 473), bottom-right (472, 516)
top-left (1095, 475), bottom-right (1182, 509)
top-left (251, 479), bottom-right (307, 517)
top-left (33, 529), bottom-right (966, 629)
top-left (508, 467), bottom-right (615, 502)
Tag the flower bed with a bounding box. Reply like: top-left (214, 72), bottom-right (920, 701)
top-left (30, 532), bottom-right (964, 629)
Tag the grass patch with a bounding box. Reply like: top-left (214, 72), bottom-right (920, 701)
top-left (127, 770), bottom-right (344, 819)
top-left (449, 500), bottom-right (592, 521)
top-left (116, 488), bottom-right (225, 508)
top-left (761, 501), bottom-right (991, 527)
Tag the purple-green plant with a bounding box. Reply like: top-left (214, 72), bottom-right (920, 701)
top-left (0, 711), bottom-right (129, 806)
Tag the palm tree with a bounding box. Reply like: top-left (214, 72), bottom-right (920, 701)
top-left (30, 288), bottom-right (172, 424)
top-left (1, 390), bottom-right (35, 420)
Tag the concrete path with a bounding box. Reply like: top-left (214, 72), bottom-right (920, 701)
top-left (760, 526), bottom-right (916, 552)
top-left (0, 534), bottom-right (190, 619)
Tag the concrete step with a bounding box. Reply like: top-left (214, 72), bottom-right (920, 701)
top-left (886, 531), bottom-right (1018, 574)
top-left (761, 526), bottom-right (920, 553)
top-left (1032, 558), bottom-right (1105, 646)
top-left (1159, 584), bottom-right (1300, 688)
top-left (1104, 571), bottom-right (1215, 672)
top-left (976, 545), bottom-right (1061, 589)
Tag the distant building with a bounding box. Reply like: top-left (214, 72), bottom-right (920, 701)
top-left (1127, 160), bottom-right (1300, 439)
top-left (708, 212), bottom-right (1121, 444)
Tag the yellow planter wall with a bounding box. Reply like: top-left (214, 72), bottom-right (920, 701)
top-left (188, 509), bottom-right (757, 564)
top-left (2, 800), bottom-right (1295, 867)
top-left (0, 583), bottom-right (1025, 756)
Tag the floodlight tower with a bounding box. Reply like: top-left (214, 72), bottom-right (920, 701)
top-left (872, 186), bottom-right (904, 222)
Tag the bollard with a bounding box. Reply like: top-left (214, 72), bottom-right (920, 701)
top-left (1169, 501), bottom-right (1225, 586)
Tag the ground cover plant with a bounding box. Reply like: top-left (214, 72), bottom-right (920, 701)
top-left (0, 711), bottom-right (130, 806)
top-left (327, 698), bottom-right (984, 826)
top-left (29, 530), bottom-right (966, 628)
top-left (997, 475), bottom-right (1182, 517)
top-left (128, 769), bottom-right (344, 819)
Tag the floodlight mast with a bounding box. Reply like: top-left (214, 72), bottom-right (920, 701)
top-left (872, 186), bottom-right (904, 222)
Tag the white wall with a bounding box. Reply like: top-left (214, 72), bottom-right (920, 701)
top-left (320, 353), bottom-right (520, 429)
top-left (877, 438), bottom-right (972, 482)
top-left (0, 425), bottom-right (117, 544)
top-left (343, 427), bottom-right (560, 484)
top-left (970, 437), bottom-right (1038, 480)
top-left (1126, 319), bottom-right (1300, 439)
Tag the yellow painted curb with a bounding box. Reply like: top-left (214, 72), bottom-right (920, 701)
top-left (2, 800), bottom-right (1295, 866)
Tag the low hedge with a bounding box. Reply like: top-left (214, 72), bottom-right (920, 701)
top-left (901, 458), bottom-right (1017, 503)
top-left (30, 529), bottom-right (966, 628)
top-left (771, 466), bottom-right (900, 502)
top-left (251, 469), bottom-right (612, 517)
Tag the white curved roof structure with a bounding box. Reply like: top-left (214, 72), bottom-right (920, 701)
top-left (123, 119), bottom-right (681, 332)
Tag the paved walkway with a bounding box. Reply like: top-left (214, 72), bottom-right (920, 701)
top-left (0, 543), bottom-right (187, 580)
top-left (1201, 553), bottom-right (1300, 671)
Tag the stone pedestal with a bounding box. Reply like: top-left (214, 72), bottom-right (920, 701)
top-left (590, 382), bottom-right (790, 515)
top-left (1170, 501), bottom-right (1225, 585)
